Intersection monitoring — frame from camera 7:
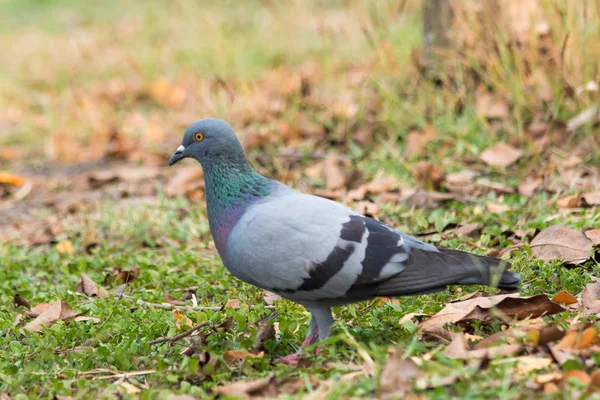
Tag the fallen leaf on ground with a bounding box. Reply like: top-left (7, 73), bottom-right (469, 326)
top-left (518, 176), bottom-right (543, 198)
top-left (493, 356), bottom-right (553, 375)
top-left (75, 275), bottom-right (108, 298)
top-left (254, 324), bottom-right (276, 350)
top-left (323, 155), bottom-right (346, 190)
top-left (475, 93), bottom-right (509, 120)
top-left (487, 203), bottom-right (511, 213)
top-left (561, 370), bottom-right (591, 386)
top-left (405, 124), bottom-right (437, 157)
top-left (13, 294), bottom-right (31, 309)
top-left (403, 189), bottom-right (457, 209)
top-left (20, 300), bottom-right (80, 334)
top-left (582, 191), bottom-right (600, 206)
top-left (173, 310), bottom-right (193, 329)
top-left (419, 293), bottom-right (565, 335)
top-left (474, 322), bottom-right (564, 349)
top-left (354, 200), bottom-right (380, 217)
top-left (223, 350), bottom-right (264, 364)
top-left (584, 229), bottom-right (600, 246)
top-left (380, 348), bottom-right (421, 399)
top-left (529, 224), bottom-right (593, 264)
top-left (113, 266), bottom-right (140, 285)
top-left (0, 171), bottom-right (24, 186)
top-left (27, 303), bottom-right (52, 318)
top-left (551, 291), bottom-right (578, 305)
top-left (557, 194), bottom-right (584, 208)
top-left (346, 175), bottom-right (397, 201)
top-left (118, 381), bottom-right (141, 394)
top-left (56, 240), bottom-right (74, 255)
top-left (217, 375), bottom-right (278, 399)
top-left (263, 291), bottom-right (281, 306)
top-left (443, 333), bottom-right (521, 359)
top-left (413, 161), bottom-right (445, 190)
top-left (582, 279), bottom-right (600, 315)
top-left (480, 143), bottom-right (523, 168)
top-left (566, 106), bottom-right (598, 132)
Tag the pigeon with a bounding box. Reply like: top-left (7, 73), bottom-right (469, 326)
top-left (169, 118), bottom-right (521, 363)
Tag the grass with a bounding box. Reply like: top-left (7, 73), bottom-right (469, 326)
top-left (1, 0), bottom-right (600, 398)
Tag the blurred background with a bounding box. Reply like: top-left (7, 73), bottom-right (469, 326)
top-left (1, 0), bottom-right (599, 240)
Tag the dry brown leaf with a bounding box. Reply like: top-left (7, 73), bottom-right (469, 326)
top-left (405, 124), bottom-right (437, 157)
top-left (557, 194), bottom-right (583, 208)
top-left (13, 294), bottom-right (31, 309)
top-left (75, 275), bottom-right (108, 298)
top-left (380, 348), bottom-right (420, 399)
top-left (217, 375), bottom-right (277, 399)
top-left (588, 370), bottom-right (600, 393)
top-left (254, 324), bottom-right (276, 351)
top-left (567, 106), bottom-right (598, 132)
top-left (20, 300), bottom-right (79, 334)
top-left (474, 323), bottom-right (564, 349)
top-left (487, 203), bottom-right (511, 214)
top-left (354, 200), bottom-right (380, 217)
top-left (544, 382), bottom-right (560, 395)
top-left (529, 224), bottom-right (593, 264)
top-left (403, 189), bottom-right (457, 209)
top-left (582, 191), bottom-right (600, 206)
top-left (173, 310), bottom-right (193, 329)
top-left (480, 143), bottom-right (523, 168)
top-left (453, 223), bottom-right (481, 238)
top-left (582, 280), bottom-right (600, 315)
top-left (223, 350), bottom-right (264, 364)
top-left (561, 370), bottom-right (591, 386)
top-left (56, 240), bottom-right (74, 255)
top-left (28, 303), bottom-right (52, 318)
top-left (419, 293), bottom-right (565, 335)
top-left (551, 291), bottom-right (578, 305)
top-left (347, 175), bottom-right (397, 201)
top-left (548, 344), bottom-right (577, 366)
top-left (475, 93), bottom-right (509, 119)
top-left (113, 266), bottom-right (140, 285)
top-left (413, 161), bottom-right (445, 190)
top-left (323, 155), bottom-right (346, 190)
top-left (0, 171), bottom-right (25, 186)
top-left (164, 292), bottom-right (182, 305)
top-left (262, 291), bottom-right (281, 306)
top-left (118, 381), bottom-right (141, 394)
top-left (584, 229), bottom-right (600, 246)
top-left (87, 167), bottom-right (161, 189)
top-left (518, 176), bottom-right (543, 198)
top-left (442, 333), bottom-right (521, 360)
top-left (500, 356), bottom-right (553, 375)
top-left (226, 299), bottom-right (240, 308)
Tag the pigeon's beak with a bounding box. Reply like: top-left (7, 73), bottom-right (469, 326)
top-left (169, 145), bottom-right (186, 166)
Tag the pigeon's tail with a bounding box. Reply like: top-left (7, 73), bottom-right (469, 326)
top-left (346, 247), bottom-right (521, 300)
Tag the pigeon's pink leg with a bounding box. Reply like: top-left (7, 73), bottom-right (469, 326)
top-left (280, 319), bottom-right (319, 365)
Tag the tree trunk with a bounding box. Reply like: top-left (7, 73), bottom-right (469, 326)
top-left (422, 0), bottom-right (453, 76)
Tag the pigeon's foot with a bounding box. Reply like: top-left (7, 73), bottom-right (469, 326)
top-left (301, 331), bottom-right (318, 347)
top-left (279, 353), bottom-right (301, 365)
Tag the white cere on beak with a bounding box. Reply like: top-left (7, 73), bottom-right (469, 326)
top-left (176, 145), bottom-right (185, 153)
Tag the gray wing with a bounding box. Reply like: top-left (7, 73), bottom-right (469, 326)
top-left (226, 191), bottom-right (519, 303)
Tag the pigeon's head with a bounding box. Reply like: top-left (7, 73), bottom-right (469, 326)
top-left (169, 118), bottom-right (243, 166)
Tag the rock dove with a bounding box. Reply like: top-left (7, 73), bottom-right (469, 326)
top-left (169, 118), bottom-right (521, 363)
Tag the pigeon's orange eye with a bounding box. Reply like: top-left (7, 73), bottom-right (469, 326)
top-left (195, 132), bottom-right (204, 141)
